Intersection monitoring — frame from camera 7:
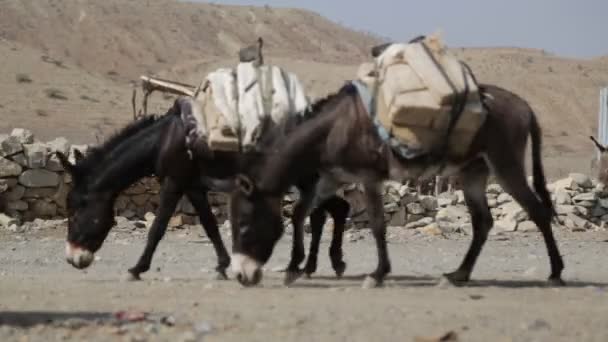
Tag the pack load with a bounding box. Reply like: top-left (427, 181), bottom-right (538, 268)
top-left (358, 34), bottom-right (487, 158)
top-left (139, 38), bottom-right (309, 152)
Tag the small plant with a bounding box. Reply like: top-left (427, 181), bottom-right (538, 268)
top-left (16, 73), bottom-right (32, 83)
top-left (45, 88), bottom-right (68, 100)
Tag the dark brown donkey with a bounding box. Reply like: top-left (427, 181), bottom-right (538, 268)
top-left (229, 82), bottom-right (564, 288)
top-left (58, 98), bottom-right (350, 281)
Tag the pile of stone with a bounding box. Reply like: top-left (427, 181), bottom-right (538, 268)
top-left (1, 128), bottom-right (77, 222)
top-left (1, 128), bottom-right (606, 235)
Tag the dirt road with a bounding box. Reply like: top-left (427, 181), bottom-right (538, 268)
top-left (1, 225), bottom-right (607, 341)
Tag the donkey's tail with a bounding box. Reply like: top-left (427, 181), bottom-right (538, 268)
top-left (529, 112), bottom-right (556, 219)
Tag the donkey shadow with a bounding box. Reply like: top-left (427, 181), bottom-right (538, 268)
top-left (0, 311), bottom-right (114, 328)
top-left (281, 274), bottom-right (608, 289)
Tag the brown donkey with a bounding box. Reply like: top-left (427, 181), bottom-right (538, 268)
top-left (229, 82), bottom-right (564, 288)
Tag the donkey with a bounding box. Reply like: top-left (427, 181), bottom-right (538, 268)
top-left (58, 98), bottom-right (350, 281)
top-left (229, 82), bottom-right (565, 288)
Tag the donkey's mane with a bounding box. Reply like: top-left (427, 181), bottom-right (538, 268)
top-left (76, 114), bottom-right (164, 172)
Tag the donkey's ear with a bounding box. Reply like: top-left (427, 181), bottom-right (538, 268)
top-left (236, 174), bottom-right (255, 197)
top-left (55, 152), bottom-right (75, 174)
top-left (73, 149), bottom-right (85, 163)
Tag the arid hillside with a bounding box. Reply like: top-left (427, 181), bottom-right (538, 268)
top-left (0, 0), bottom-right (607, 177)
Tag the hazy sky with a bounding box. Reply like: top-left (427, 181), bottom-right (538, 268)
top-left (206, 0), bottom-right (607, 58)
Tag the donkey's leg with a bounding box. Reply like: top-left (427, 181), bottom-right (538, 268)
top-left (128, 178), bottom-right (182, 280)
top-left (284, 185), bottom-right (316, 285)
top-left (186, 189), bottom-right (231, 280)
top-left (495, 167), bottom-right (565, 286)
top-left (362, 182), bottom-right (391, 288)
top-left (303, 207), bottom-right (326, 278)
top-left (323, 196), bottom-right (350, 278)
top-left (444, 161), bottom-right (493, 284)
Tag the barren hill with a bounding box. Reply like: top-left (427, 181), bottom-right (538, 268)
top-left (0, 0), bottom-right (607, 178)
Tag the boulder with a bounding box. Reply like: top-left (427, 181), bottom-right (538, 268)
top-left (0, 135), bottom-right (23, 156)
top-left (23, 142), bottom-right (49, 169)
top-left (6, 185), bottom-right (25, 201)
top-left (554, 189), bottom-right (572, 205)
top-left (0, 157), bottom-right (22, 177)
top-left (405, 217), bottom-right (433, 229)
top-left (19, 169), bottom-right (60, 188)
top-left (419, 196), bottom-right (438, 212)
top-left (30, 201), bottom-right (58, 218)
top-left (569, 173), bottom-right (593, 189)
top-left (486, 184), bottom-right (503, 194)
top-left (497, 193), bottom-right (513, 205)
top-left (10, 128), bottom-right (34, 144)
top-left (46, 137), bottom-right (71, 155)
top-left (495, 218), bottom-right (518, 232)
top-left (406, 202), bottom-right (425, 215)
top-left (518, 221), bottom-right (537, 232)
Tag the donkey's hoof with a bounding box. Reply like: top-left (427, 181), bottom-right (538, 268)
top-left (284, 269), bottom-right (304, 286)
top-left (215, 270), bottom-right (229, 281)
top-left (362, 275), bottom-right (383, 289)
top-left (442, 271), bottom-right (469, 285)
top-left (123, 272), bottom-right (142, 282)
top-left (334, 262), bottom-right (347, 279)
top-left (547, 277), bottom-right (566, 287)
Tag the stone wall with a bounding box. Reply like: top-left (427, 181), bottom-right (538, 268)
top-left (1, 128), bottom-right (607, 235)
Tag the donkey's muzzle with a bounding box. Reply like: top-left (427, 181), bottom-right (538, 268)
top-left (65, 242), bottom-right (95, 269)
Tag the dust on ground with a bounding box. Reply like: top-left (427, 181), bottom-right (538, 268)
top-left (1, 224), bottom-right (607, 342)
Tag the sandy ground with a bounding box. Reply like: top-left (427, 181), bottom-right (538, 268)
top-left (1, 225), bottom-right (607, 342)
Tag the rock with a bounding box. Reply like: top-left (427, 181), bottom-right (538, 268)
top-left (501, 202), bottom-right (527, 222)
top-left (486, 184), bottom-right (503, 194)
top-left (125, 184), bottom-right (146, 196)
top-left (552, 177), bottom-right (577, 191)
top-left (454, 190), bottom-right (465, 204)
top-left (419, 196), bottom-right (438, 212)
top-left (488, 198), bottom-right (498, 208)
top-left (383, 202), bottom-right (399, 213)
top-left (405, 217), bottom-right (434, 229)
top-left (144, 212), bottom-right (156, 224)
top-left (0, 213), bottom-right (18, 228)
top-left (132, 194), bottom-right (150, 206)
top-left (599, 198), bottom-right (608, 209)
top-left (23, 187), bottom-right (55, 199)
top-left (169, 215), bottom-right (184, 228)
top-left (19, 170), bottom-right (59, 188)
top-left (6, 185), bottom-right (25, 201)
top-left (46, 154), bottom-right (64, 172)
top-left (0, 157), bottom-right (23, 177)
top-left (7, 201), bottom-right (28, 211)
top-left (121, 210), bottom-right (136, 219)
top-left (518, 221), bottom-right (537, 232)
top-left (555, 205), bottom-right (577, 216)
top-left (30, 201), bottom-right (58, 217)
top-left (10, 128), bottom-right (34, 144)
top-left (388, 208), bottom-right (406, 226)
top-left (406, 202), bottom-right (425, 215)
top-left (591, 205), bottom-right (607, 218)
top-left (0, 135), bottom-right (23, 156)
top-left (436, 206), bottom-right (468, 224)
top-left (419, 223), bottom-right (443, 236)
top-left (573, 192), bottom-right (596, 203)
top-left (554, 189), bottom-right (572, 205)
top-left (562, 213), bottom-right (588, 232)
top-left (46, 137), bottom-right (71, 155)
top-left (23, 142), bottom-right (49, 169)
top-left (569, 173), bottom-right (593, 188)
top-left (9, 153), bottom-right (27, 167)
top-left (52, 180), bottom-right (69, 207)
top-left (400, 192), bottom-right (418, 206)
top-left (497, 193), bottom-right (513, 205)
top-left (437, 193), bottom-right (457, 207)
top-left (495, 218), bottom-right (518, 232)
